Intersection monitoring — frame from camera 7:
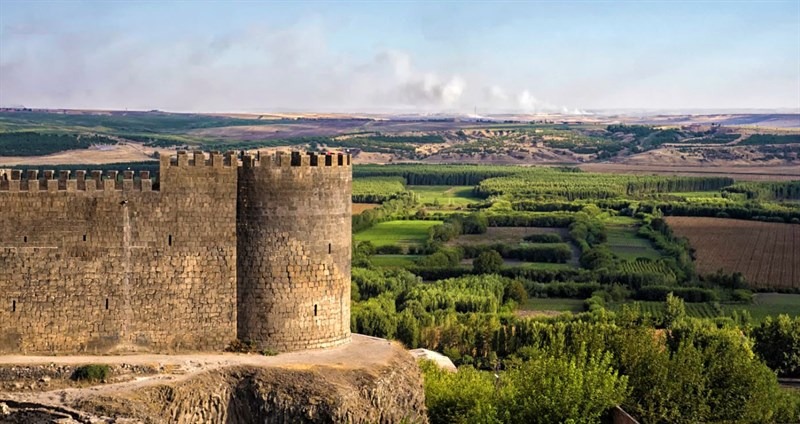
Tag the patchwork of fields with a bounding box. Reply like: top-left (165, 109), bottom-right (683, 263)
top-left (667, 217), bottom-right (800, 289)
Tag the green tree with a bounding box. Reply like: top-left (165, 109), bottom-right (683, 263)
top-left (664, 292), bottom-right (686, 328)
top-left (421, 361), bottom-right (500, 424)
top-left (499, 349), bottom-right (629, 424)
top-left (503, 280), bottom-right (528, 305)
top-left (462, 213), bottom-right (488, 234)
top-left (473, 251), bottom-right (504, 274)
top-left (753, 314), bottom-right (800, 377)
top-left (396, 309), bottom-right (421, 348)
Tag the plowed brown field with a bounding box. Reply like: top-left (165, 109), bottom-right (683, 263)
top-left (352, 203), bottom-right (379, 215)
top-left (666, 217), bottom-right (800, 289)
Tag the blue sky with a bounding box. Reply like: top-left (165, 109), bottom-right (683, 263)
top-left (1, 0), bottom-right (798, 113)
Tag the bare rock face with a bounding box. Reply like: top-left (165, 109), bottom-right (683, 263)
top-left (78, 356), bottom-right (426, 423)
top-left (0, 340), bottom-right (427, 424)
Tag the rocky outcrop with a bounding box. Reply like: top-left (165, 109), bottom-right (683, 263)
top-left (0, 340), bottom-right (427, 424)
top-left (80, 355), bottom-right (425, 423)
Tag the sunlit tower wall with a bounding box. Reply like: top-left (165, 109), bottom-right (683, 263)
top-left (236, 151), bottom-right (352, 351)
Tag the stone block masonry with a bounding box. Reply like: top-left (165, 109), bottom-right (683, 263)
top-left (237, 151), bottom-right (352, 351)
top-left (0, 150), bottom-right (352, 354)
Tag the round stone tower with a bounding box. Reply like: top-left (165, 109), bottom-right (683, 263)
top-left (236, 151), bottom-right (351, 351)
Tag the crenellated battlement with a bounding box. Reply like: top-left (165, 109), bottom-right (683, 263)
top-left (0, 150), bottom-right (350, 195)
top-left (241, 151), bottom-right (352, 169)
top-left (0, 168), bottom-right (154, 192)
top-left (161, 150), bottom-right (237, 168)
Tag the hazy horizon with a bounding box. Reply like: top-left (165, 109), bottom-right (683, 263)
top-left (1, 0), bottom-right (798, 114)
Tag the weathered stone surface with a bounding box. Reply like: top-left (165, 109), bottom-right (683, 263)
top-left (237, 152), bottom-right (351, 351)
top-left (0, 151), bottom-right (352, 354)
top-left (0, 336), bottom-right (425, 424)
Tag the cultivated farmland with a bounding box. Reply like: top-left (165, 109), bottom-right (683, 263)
top-left (409, 185), bottom-right (481, 207)
top-left (354, 220), bottom-right (442, 247)
top-left (666, 217), bottom-right (800, 289)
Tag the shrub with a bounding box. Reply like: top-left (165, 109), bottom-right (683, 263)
top-left (731, 289), bottom-right (753, 303)
top-left (523, 233), bottom-right (562, 243)
top-left (375, 244), bottom-right (404, 254)
top-left (225, 339), bottom-right (257, 353)
top-left (462, 213), bottom-right (488, 234)
top-left (504, 280), bottom-right (528, 304)
top-left (71, 364), bottom-right (111, 382)
top-left (473, 251), bottom-right (504, 274)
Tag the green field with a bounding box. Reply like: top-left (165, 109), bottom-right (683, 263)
top-left (371, 254), bottom-right (421, 268)
top-left (606, 225), bottom-right (662, 260)
top-left (603, 215), bottom-right (640, 226)
top-left (520, 298), bottom-right (585, 313)
top-left (354, 220), bottom-right (442, 247)
top-left (618, 260), bottom-right (676, 279)
top-left (512, 262), bottom-right (576, 271)
top-left (670, 191), bottom-right (724, 198)
top-left (609, 301), bottom-right (721, 319)
top-left (609, 293), bottom-right (800, 323)
top-left (409, 185), bottom-right (481, 206)
top-left (724, 293), bottom-right (800, 322)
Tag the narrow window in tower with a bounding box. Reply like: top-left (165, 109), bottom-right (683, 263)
top-left (12, 300), bottom-right (16, 313)
top-left (105, 298), bottom-right (109, 310)
top-left (168, 235), bottom-right (173, 246)
top-left (328, 243), bottom-right (332, 254)
top-left (23, 236), bottom-right (27, 243)
top-left (83, 234), bottom-right (87, 242)
top-left (314, 304), bottom-right (318, 316)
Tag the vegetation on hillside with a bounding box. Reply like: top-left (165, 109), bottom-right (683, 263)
top-left (0, 132), bottom-right (117, 156)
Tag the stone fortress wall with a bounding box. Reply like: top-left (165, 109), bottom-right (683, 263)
top-left (237, 152), bottom-right (352, 351)
top-left (0, 150), bottom-right (351, 354)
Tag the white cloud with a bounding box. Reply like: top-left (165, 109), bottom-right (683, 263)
top-left (0, 19), bottom-right (580, 113)
top-left (487, 85), bottom-right (508, 102)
